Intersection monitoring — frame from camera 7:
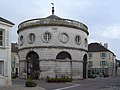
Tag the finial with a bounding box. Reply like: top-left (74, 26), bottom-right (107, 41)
top-left (51, 3), bottom-right (54, 15)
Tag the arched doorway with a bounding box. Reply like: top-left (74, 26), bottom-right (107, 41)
top-left (56, 51), bottom-right (72, 60)
top-left (56, 51), bottom-right (72, 78)
top-left (83, 54), bottom-right (87, 79)
top-left (26, 51), bottom-right (39, 79)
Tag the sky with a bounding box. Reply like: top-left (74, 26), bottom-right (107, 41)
top-left (0, 0), bottom-right (120, 59)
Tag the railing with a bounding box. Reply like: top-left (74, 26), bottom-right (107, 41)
top-left (18, 18), bottom-right (88, 31)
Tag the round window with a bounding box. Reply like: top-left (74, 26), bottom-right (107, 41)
top-left (20, 35), bottom-right (24, 46)
top-left (75, 35), bottom-right (81, 45)
top-left (42, 32), bottom-right (52, 43)
top-left (28, 33), bottom-right (36, 44)
top-left (59, 33), bottom-right (69, 43)
top-left (84, 38), bottom-right (88, 47)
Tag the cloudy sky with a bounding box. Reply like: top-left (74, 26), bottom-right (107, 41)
top-left (0, 0), bottom-right (120, 59)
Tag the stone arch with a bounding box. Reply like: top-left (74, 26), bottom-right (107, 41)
top-left (83, 54), bottom-right (87, 79)
top-left (56, 51), bottom-right (72, 60)
top-left (26, 51), bottom-right (39, 79)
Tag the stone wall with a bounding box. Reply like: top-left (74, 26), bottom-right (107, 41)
top-left (19, 59), bottom-right (84, 79)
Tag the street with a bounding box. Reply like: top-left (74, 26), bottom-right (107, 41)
top-left (37, 76), bottom-right (120, 90)
top-left (1, 76), bottom-right (120, 90)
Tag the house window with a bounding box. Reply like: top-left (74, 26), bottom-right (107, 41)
top-left (75, 35), bottom-right (81, 45)
top-left (88, 61), bottom-right (93, 68)
top-left (0, 29), bottom-right (4, 46)
top-left (43, 32), bottom-right (52, 43)
top-left (100, 53), bottom-right (106, 59)
top-left (28, 33), bottom-right (36, 44)
top-left (100, 61), bottom-right (107, 66)
top-left (110, 62), bottom-right (113, 66)
top-left (0, 61), bottom-right (4, 75)
top-left (89, 53), bottom-right (93, 58)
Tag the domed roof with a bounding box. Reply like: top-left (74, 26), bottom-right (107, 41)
top-left (45, 15), bottom-right (61, 19)
top-left (18, 15), bottom-right (89, 35)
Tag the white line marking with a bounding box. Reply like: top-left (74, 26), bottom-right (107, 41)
top-left (54, 84), bottom-right (80, 90)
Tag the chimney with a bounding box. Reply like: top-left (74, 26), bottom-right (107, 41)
top-left (104, 43), bottom-right (108, 49)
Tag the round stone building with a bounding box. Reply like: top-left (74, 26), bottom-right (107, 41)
top-left (17, 9), bottom-right (89, 79)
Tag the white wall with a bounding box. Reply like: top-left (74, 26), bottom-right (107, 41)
top-left (0, 21), bottom-right (13, 86)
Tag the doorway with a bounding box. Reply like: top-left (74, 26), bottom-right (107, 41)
top-left (83, 54), bottom-right (87, 79)
top-left (26, 51), bottom-right (39, 79)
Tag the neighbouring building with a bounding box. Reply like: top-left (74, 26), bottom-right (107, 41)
top-left (0, 17), bottom-right (14, 86)
top-left (116, 60), bottom-right (120, 75)
top-left (17, 7), bottom-right (89, 80)
top-left (11, 43), bottom-right (19, 78)
top-left (88, 43), bottom-right (116, 77)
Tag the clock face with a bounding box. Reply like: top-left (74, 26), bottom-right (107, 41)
top-left (59, 33), bottom-right (68, 43)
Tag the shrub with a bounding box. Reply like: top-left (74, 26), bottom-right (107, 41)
top-left (103, 74), bottom-right (109, 78)
top-left (25, 80), bottom-right (36, 87)
top-left (46, 76), bottom-right (72, 83)
top-left (88, 75), bottom-right (96, 78)
top-left (25, 75), bottom-right (36, 87)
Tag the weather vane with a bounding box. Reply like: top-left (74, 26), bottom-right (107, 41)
top-left (51, 3), bottom-right (54, 15)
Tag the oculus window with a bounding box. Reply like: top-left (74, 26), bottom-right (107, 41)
top-left (20, 35), bottom-right (24, 46)
top-left (84, 38), bottom-right (88, 47)
top-left (28, 33), bottom-right (36, 44)
top-left (43, 32), bottom-right (52, 43)
top-left (59, 33), bottom-right (68, 43)
top-left (75, 35), bottom-right (81, 45)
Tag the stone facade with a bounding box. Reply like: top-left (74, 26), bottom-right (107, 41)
top-left (17, 14), bottom-right (89, 79)
top-left (11, 43), bottom-right (19, 78)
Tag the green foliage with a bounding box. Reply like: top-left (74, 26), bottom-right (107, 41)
top-left (103, 74), bottom-right (109, 78)
top-left (25, 75), bottom-right (36, 87)
top-left (25, 80), bottom-right (36, 87)
top-left (46, 76), bottom-right (72, 83)
top-left (88, 75), bottom-right (96, 78)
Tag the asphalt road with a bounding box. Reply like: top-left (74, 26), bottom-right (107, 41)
top-left (37, 76), bottom-right (120, 90)
top-left (7, 76), bottom-right (120, 90)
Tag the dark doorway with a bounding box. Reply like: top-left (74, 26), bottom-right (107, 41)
top-left (83, 54), bottom-right (87, 79)
top-left (56, 51), bottom-right (72, 60)
top-left (26, 51), bottom-right (39, 79)
top-left (15, 68), bottom-right (18, 77)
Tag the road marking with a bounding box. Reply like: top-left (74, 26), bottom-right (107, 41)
top-left (54, 84), bottom-right (80, 90)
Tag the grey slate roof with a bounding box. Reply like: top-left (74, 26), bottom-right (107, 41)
top-left (88, 43), bottom-right (115, 56)
top-left (0, 17), bottom-right (14, 25)
top-left (45, 15), bottom-right (61, 19)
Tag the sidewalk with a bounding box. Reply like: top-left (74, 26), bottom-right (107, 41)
top-left (0, 79), bottom-right (46, 90)
top-left (0, 85), bottom-right (46, 90)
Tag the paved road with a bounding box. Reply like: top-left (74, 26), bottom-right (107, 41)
top-left (37, 76), bottom-right (120, 90)
top-left (1, 76), bottom-right (120, 90)
top-left (0, 79), bottom-right (45, 90)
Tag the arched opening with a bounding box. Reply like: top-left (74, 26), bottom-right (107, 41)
top-left (83, 54), bottom-right (87, 79)
top-left (56, 51), bottom-right (72, 60)
top-left (26, 51), bottom-right (39, 79)
top-left (56, 51), bottom-right (72, 78)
